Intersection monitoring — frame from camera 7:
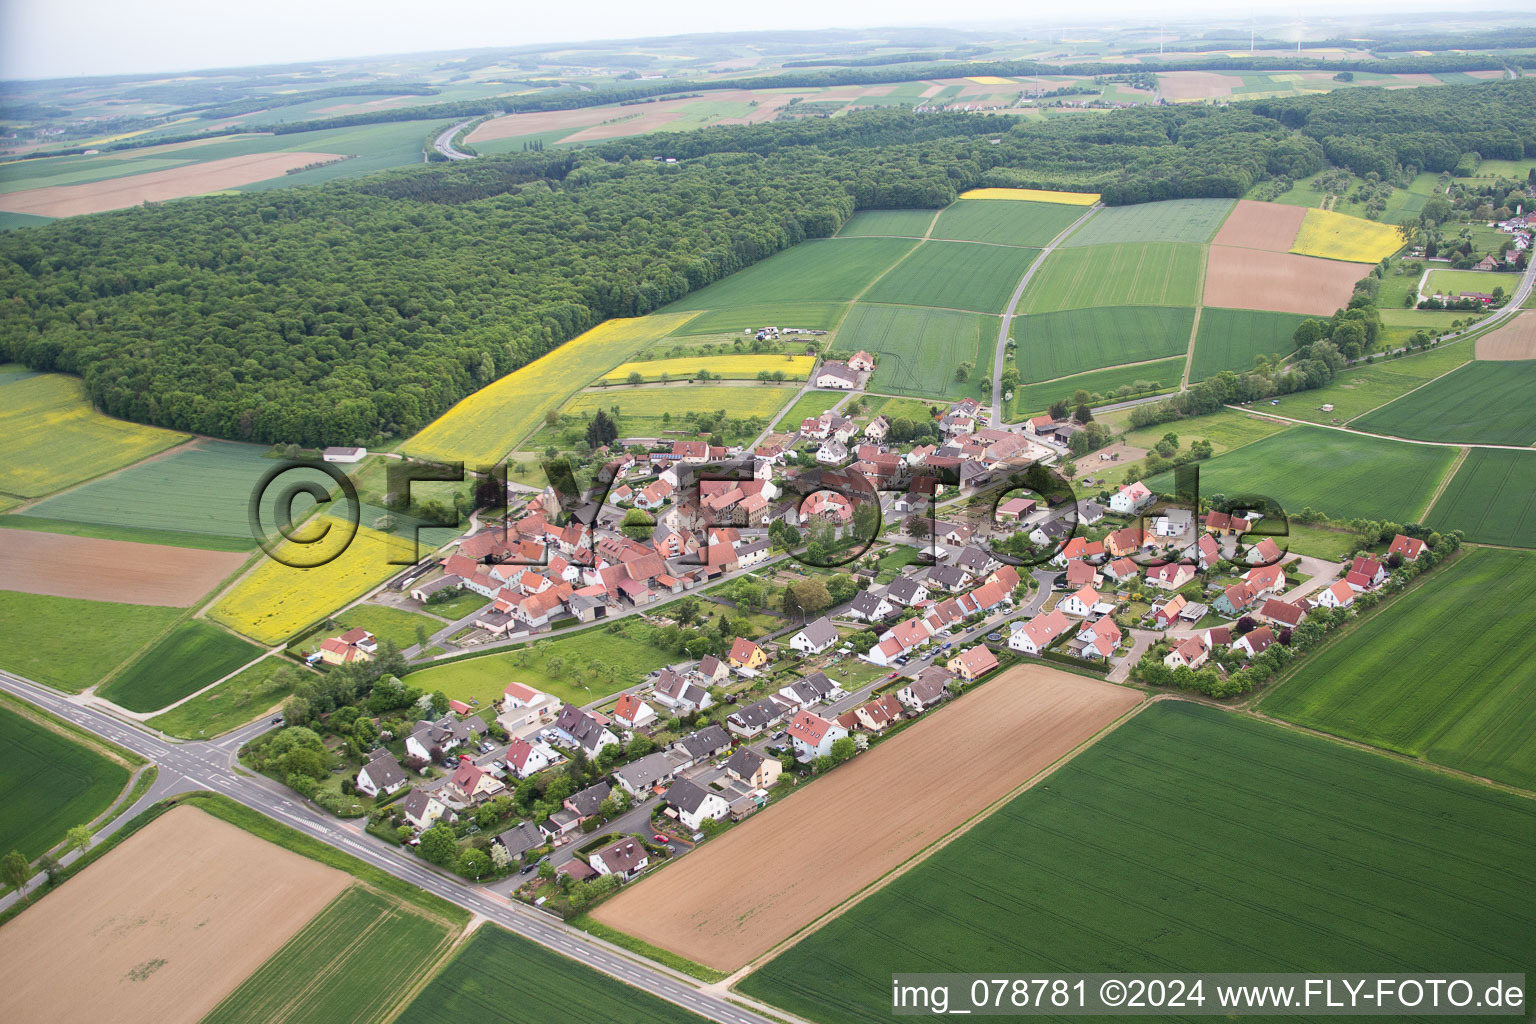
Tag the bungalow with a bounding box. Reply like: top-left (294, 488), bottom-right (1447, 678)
top-left (664, 779), bottom-right (731, 831)
top-left (852, 694), bottom-right (905, 733)
top-left (787, 709), bottom-right (848, 761)
top-left (670, 724), bottom-right (732, 767)
top-left (1059, 585), bottom-right (1100, 617)
top-left (1389, 534), bottom-right (1426, 561)
top-left (724, 746), bottom-right (782, 789)
top-left (1146, 562), bottom-right (1195, 591)
top-left (612, 693), bottom-right (658, 731)
top-left (1163, 636), bottom-right (1209, 670)
top-left (504, 736), bottom-right (552, 779)
top-left (847, 590), bottom-right (894, 622)
top-left (1258, 598), bottom-right (1308, 628)
top-left (356, 750), bottom-right (408, 798)
top-left (729, 637), bottom-right (768, 670)
top-left (549, 704), bottom-right (619, 756)
top-left (1213, 583), bottom-right (1257, 618)
top-left (1232, 625), bottom-right (1276, 659)
top-left (1152, 593), bottom-right (1187, 627)
top-left (651, 669), bottom-right (712, 713)
top-left (789, 616), bottom-right (840, 656)
top-left (611, 750), bottom-right (685, 796)
top-left (896, 666), bottom-right (951, 712)
top-left (947, 644), bottom-right (998, 681)
top-left (1315, 579), bottom-right (1357, 610)
top-left (400, 788), bottom-right (452, 831)
top-left (1109, 480), bottom-right (1154, 515)
top-left (1009, 609), bottom-right (1070, 654)
top-left (590, 838), bottom-right (649, 881)
top-left (815, 361), bottom-right (860, 390)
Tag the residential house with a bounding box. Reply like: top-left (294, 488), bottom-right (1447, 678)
top-left (789, 616), bottom-right (840, 656)
top-left (724, 747), bottom-right (782, 789)
top-left (1347, 555), bottom-right (1387, 590)
top-left (1059, 585), bottom-right (1100, 617)
top-left (848, 350), bottom-right (876, 372)
top-left (442, 753), bottom-right (506, 807)
top-left (405, 715), bottom-right (486, 763)
top-left (1064, 559), bottom-right (1099, 589)
top-left (851, 694), bottom-right (905, 733)
top-left (356, 750), bottom-right (407, 798)
top-left (1104, 526), bottom-right (1146, 558)
top-left (726, 697), bottom-right (791, 738)
top-left (815, 438), bottom-right (848, 464)
top-left (847, 589), bottom-right (894, 622)
top-left (1314, 580), bottom-right (1356, 610)
top-left (1110, 480), bottom-right (1154, 515)
top-left (1152, 593), bottom-right (1188, 627)
top-left (671, 724), bottom-right (732, 767)
top-left (589, 838), bottom-right (649, 881)
top-left (1146, 562), bottom-right (1195, 591)
top-left (504, 736), bottom-right (552, 779)
top-left (550, 704), bottom-right (619, 756)
top-left (1213, 583), bottom-right (1257, 618)
top-left (612, 693), bottom-right (658, 731)
top-left (1196, 533), bottom-right (1221, 570)
top-left (1389, 534), bottom-right (1426, 561)
top-left (947, 644), bottom-right (998, 681)
top-left (664, 779), bottom-right (731, 831)
top-left (864, 415), bottom-right (890, 442)
top-left (400, 788), bottom-right (452, 831)
top-left (787, 709), bottom-right (849, 761)
top-left (564, 782), bottom-right (612, 824)
top-left (1076, 616), bottom-right (1122, 661)
top-left (612, 750), bottom-right (686, 796)
top-left (696, 655), bottom-right (729, 685)
top-left (728, 637), bottom-right (768, 670)
top-left (1152, 508), bottom-right (1195, 539)
top-left (885, 576), bottom-right (930, 607)
top-left (493, 821), bottom-right (543, 864)
top-left (1009, 609), bottom-right (1070, 654)
top-left (1104, 557), bottom-right (1139, 584)
top-left (1163, 636), bottom-right (1209, 670)
top-left (896, 666), bottom-right (952, 712)
top-left (1258, 598), bottom-right (1308, 628)
top-left (1077, 501), bottom-right (1107, 526)
top-left (1232, 626), bottom-right (1276, 659)
top-left (1245, 537), bottom-right (1283, 565)
top-left (651, 669), bottom-right (712, 713)
top-left (317, 627), bottom-right (377, 666)
top-left (779, 671), bottom-right (839, 707)
top-left (1245, 563), bottom-right (1286, 597)
top-left (1029, 518), bottom-right (1070, 547)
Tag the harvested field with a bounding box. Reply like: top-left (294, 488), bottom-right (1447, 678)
top-left (1211, 198), bottom-right (1309, 252)
top-left (1477, 310), bottom-right (1536, 360)
top-left (0, 153), bottom-right (343, 218)
top-left (0, 805), bottom-right (349, 1024)
top-left (1157, 71), bottom-right (1240, 100)
top-left (1203, 246), bottom-right (1367, 316)
top-left (591, 665), bottom-right (1141, 971)
top-left (467, 105), bottom-right (645, 143)
top-left (0, 530), bottom-right (246, 606)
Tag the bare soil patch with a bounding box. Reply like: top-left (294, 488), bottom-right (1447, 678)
top-left (0, 805), bottom-right (348, 1024)
top-left (1204, 246), bottom-right (1367, 316)
top-left (467, 106), bottom-right (630, 142)
top-left (1476, 311), bottom-right (1536, 360)
top-left (1211, 199), bottom-right (1309, 252)
top-left (591, 665), bottom-right (1141, 971)
top-left (0, 153), bottom-right (342, 218)
top-left (1158, 71), bottom-right (1240, 100)
top-left (560, 105), bottom-right (692, 142)
top-left (0, 530), bottom-right (247, 606)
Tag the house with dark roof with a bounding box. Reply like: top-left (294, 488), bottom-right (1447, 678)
top-left (590, 837), bottom-right (649, 881)
top-left (724, 747), bottom-right (782, 789)
top-left (564, 781), bottom-right (612, 822)
top-left (670, 724), bottom-right (732, 766)
top-left (727, 696), bottom-right (792, 738)
top-left (789, 616), bottom-right (840, 655)
top-left (550, 704), bottom-right (619, 756)
top-left (356, 750), bottom-right (407, 798)
top-left (493, 821), bottom-right (543, 864)
top-left (663, 779), bottom-right (731, 831)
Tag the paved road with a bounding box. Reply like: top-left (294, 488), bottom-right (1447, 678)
top-left (990, 204), bottom-right (1102, 426)
top-left (0, 670), bottom-right (792, 1024)
top-left (433, 120), bottom-right (477, 161)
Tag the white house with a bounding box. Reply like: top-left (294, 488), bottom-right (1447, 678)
top-left (612, 692), bottom-right (658, 730)
top-left (1058, 585), bottom-right (1100, 617)
top-left (504, 736), bottom-right (553, 779)
top-left (1314, 580), bottom-right (1356, 610)
top-left (322, 446), bottom-right (367, 463)
top-left (589, 838), bottom-right (649, 881)
top-left (1009, 609), bottom-right (1070, 655)
top-left (1163, 636), bottom-right (1209, 670)
top-left (356, 751), bottom-right (408, 798)
top-left (789, 616), bottom-right (840, 656)
top-left (1146, 562), bottom-right (1195, 591)
top-left (847, 590), bottom-right (893, 622)
top-left (400, 788), bottom-right (451, 831)
top-left (664, 779), bottom-right (731, 831)
top-left (1109, 480), bottom-right (1154, 515)
top-left (786, 709), bottom-right (848, 762)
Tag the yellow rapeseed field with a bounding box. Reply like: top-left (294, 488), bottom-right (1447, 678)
top-left (208, 521), bottom-right (407, 644)
top-left (964, 76), bottom-right (1016, 85)
top-left (0, 372), bottom-right (187, 498)
top-left (400, 312), bottom-right (699, 466)
top-left (600, 354), bottom-right (815, 382)
top-left (1290, 208), bottom-right (1403, 264)
top-left (958, 187), bottom-right (1100, 205)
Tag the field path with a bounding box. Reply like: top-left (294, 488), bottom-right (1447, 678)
top-left (1223, 405), bottom-right (1536, 452)
top-left (1180, 306), bottom-right (1205, 387)
top-left (1342, 357), bottom-right (1478, 425)
top-left (990, 203), bottom-right (1102, 424)
top-left (1421, 445), bottom-right (1470, 520)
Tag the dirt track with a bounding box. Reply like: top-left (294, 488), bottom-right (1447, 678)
top-left (1204, 245), bottom-right (1367, 316)
top-left (0, 530), bottom-right (247, 606)
top-left (591, 664), bottom-right (1142, 971)
top-left (1211, 199), bottom-right (1309, 252)
top-left (1475, 311), bottom-right (1536, 360)
top-left (0, 153), bottom-right (343, 218)
top-left (0, 805), bottom-right (348, 1024)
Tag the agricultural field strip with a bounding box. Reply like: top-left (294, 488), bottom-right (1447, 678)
top-left (1425, 448), bottom-right (1536, 548)
top-left (1349, 360), bottom-right (1536, 446)
top-left (1227, 405), bottom-right (1536, 452)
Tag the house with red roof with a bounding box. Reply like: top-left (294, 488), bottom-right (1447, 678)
top-left (946, 644), bottom-right (998, 681)
top-left (1163, 635), bottom-right (1209, 670)
top-left (1146, 562), bottom-right (1195, 591)
top-left (1244, 563), bottom-right (1286, 597)
top-left (787, 709), bottom-right (849, 761)
top-left (1389, 534), bottom-right (1426, 561)
top-left (728, 637), bottom-right (767, 670)
top-left (1314, 579), bottom-right (1357, 610)
top-left (1232, 626), bottom-right (1277, 659)
top-left (1008, 609), bottom-right (1070, 654)
top-left (612, 693), bottom-right (658, 731)
top-left (1245, 537), bottom-right (1284, 565)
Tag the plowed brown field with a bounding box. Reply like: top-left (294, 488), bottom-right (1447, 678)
top-left (1475, 311), bottom-right (1536, 360)
top-left (1204, 245), bottom-right (1367, 315)
top-left (0, 805), bottom-right (348, 1024)
top-left (0, 530), bottom-right (247, 606)
top-left (1211, 199), bottom-right (1309, 252)
top-left (591, 664), bottom-right (1142, 972)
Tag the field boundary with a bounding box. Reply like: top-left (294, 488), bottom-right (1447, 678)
top-left (1180, 303), bottom-right (1204, 387)
top-left (1342, 357), bottom-right (1478, 426)
top-left (1420, 445), bottom-right (1470, 520)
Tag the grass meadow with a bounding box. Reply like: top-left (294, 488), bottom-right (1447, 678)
top-left (1151, 424), bottom-right (1456, 522)
top-left (664, 238), bottom-right (915, 310)
top-left (1015, 306), bottom-right (1195, 382)
top-left (1280, 522), bottom-right (1368, 561)
top-left (1188, 308), bottom-right (1309, 381)
top-left (1009, 358), bottom-right (1185, 418)
top-left (148, 657), bottom-right (303, 738)
top-left (1264, 547), bottom-right (1536, 789)
top-left (779, 390), bottom-right (848, 428)
top-left (1424, 269), bottom-right (1514, 298)
top-left (862, 240), bottom-right (1040, 313)
top-left (290, 602), bottom-right (445, 654)
top-left (1061, 198), bottom-right (1234, 247)
top-left (396, 924), bottom-right (704, 1024)
top-left (0, 372), bottom-right (187, 500)
top-left (1123, 408), bottom-right (1290, 456)
top-left (835, 209), bottom-right (936, 238)
top-left (739, 703), bottom-right (1536, 1024)
top-left (98, 621), bottom-right (264, 713)
top-left (1276, 343), bottom-right (1472, 424)
top-left (0, 702), bottom-right (130, 859)
top-left (401, 313), bottom-right (699, 466)
top-left (931, 199), bottom-right (1083, 247)
top-left (1352, 360), bottom-right (1536, 445)
top-left (1019, 242), bottom-right (1204, 314)
top-left (557, 385), bottom-right (796, 443)
top-left (1425, 448), bottom-right (1536, 547)
top-left (202, 885), bottom-right (458, 1024)
top-left (837, 304), bottom-right (990, 400)
top-left (0, 589), bottom-right (179, 692)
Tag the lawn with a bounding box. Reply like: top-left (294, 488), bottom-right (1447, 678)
top-left (837, 304), bottom-right (991, 400)
top-left (664, 237), bottom-right (915, 310)
top-left (0, 372), bottom-right (187, 500)
top-left (862, 240), bottom-right (1041, 313)
top-left (1424, 269), bottom-right (1516, 298)
top-left (1352, 360), bottom-right (1536, 445)
top-left (404, 624), bottom-right (674, 708)
top-left (779, 390), bottom-right (848, 428)
top-left (147, 657), bottom-right (302, 738)
top-left (669, 303), bottom-right (847, 336)
top-left (1009, 358), bottom-right (1184, 418)
top-left (931, 199), bottom-right (1084, 247)
top-left (1290, 208), bottom-right (1404, 263)
top-left (599, 354), bottom-right (813, 383)
top-left (293, 603), bottom-right (446, 652)
top-left (1276, 343), bottom-right (1472, 424)
top-left (208, 521), bottom-right (409, 644)
top-left (400, 313), bottom-right (698, 466)
top-left (1188, 307), bottom-right (1309, 381)
top-left (1149, 424), bottom-right (1457, 522)
top-left (1281, 522), bottom-right (1366, 561)
top-left (1060, 198), bottom-right (1234, 247)
top-left (562, 385), bottom-right (796, 441)
top-left (872, 395), bottom-right (941, 422)
top-left (395, 924), bottom-right (705, 1024)
top-left (1015, 305), bottom-right (1194, 382)
top-left (836, 209), bottom-right (936, 238)
top-left (1123, 407), bottom-right (1290, 456)
top-left (739, 702), bottom-right (1536, 1024)
top-left (202, 885), bottom-right (458, 1024)
top-left (0, 589), bottom-right (179, 692)
top-left (1425, 448), bottom-right (1536, 547)
top-left (0, 702), bottom-right (130, 859)
top-left (97, 621), bottom-right (264, 713)
top-left (1263, 548), bottom-right (1536, 789)
top-left (1019, 242), bottom-right (1204, 314)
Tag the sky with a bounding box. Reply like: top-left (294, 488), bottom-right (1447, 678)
top-left (0, 0), bottom-right (1496, 82)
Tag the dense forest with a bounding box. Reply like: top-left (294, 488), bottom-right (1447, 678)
top-left (2, 78), bottom-right (1532, 447)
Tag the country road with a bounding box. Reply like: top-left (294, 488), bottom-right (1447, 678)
top-left (0, 670), bottom-right (797, 1024)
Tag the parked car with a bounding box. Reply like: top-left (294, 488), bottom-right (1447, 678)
top-left (519, 862), bottom-right (536, 874)
top-left (887, 671), bottom-right (900, 678)
top-left (653, 834), bottom-right (668, 843)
